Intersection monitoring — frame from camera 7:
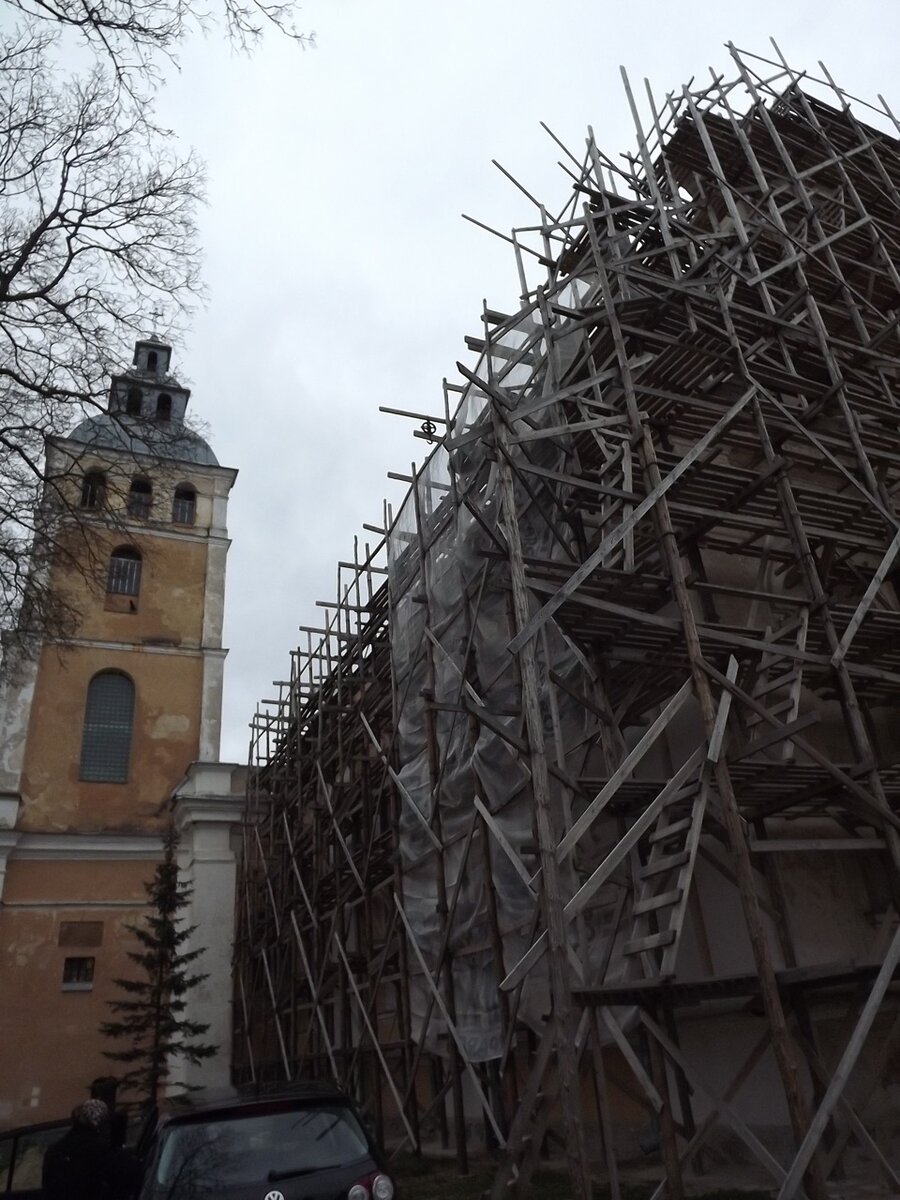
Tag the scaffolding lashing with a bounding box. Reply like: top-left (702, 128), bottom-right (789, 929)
top-left (234, 46), bottom-right (900, 1199)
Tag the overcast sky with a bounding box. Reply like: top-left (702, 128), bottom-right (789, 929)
top-left (146, 0), bottom-right (900, 764)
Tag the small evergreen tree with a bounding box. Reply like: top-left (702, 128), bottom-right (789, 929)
top-left (101, 822), bottom-right (216, 1105)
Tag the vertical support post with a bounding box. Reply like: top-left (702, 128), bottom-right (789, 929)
top-left (647, 1011), bottom-right (684, 1200)
top-left (411, 464), bottom-right (469, 1175)
top-left (491, 397), bottom-right (592, 1200)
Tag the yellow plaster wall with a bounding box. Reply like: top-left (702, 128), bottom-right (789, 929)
top-left (0, 859), bottom-right (160, 1128)
top-left (52, 524), bottom-right (209, 648)
top-left (20, 644), bottom-right (202, 833)
top-left (3, 860), bottom-right (150, 904)
top-left (55, 451), bottom-right (221, 534)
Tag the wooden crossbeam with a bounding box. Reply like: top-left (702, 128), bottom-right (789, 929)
top-left (506, 385), bottom-right (759, 653)
top-left (557, 677), bottom-right (693, 859)
top-left (776, 924), bottom-right (900, 1199)
top-left (500, 748), bottom-right (705, 992)
top-left (393, 895), bottom-right (506, 1147)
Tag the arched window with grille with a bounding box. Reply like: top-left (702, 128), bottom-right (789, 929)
top-left (172, 485), bottom-right (196, 525)
top-left (80, 471), bottom-right (106, 509)
top-left (127, 478), bottom-right (152, 518)
top-left (126, 387), bottom-right (142, 416)
top-left (147, 351), bottom-right (158, 372)
top-left (79, 671), bottom-right (135, 782)
top-left (156, 393), bottom-right (172, 420)
top-left (107, 546), bottom-right (141, 597)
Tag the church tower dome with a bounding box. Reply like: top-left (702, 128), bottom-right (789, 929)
top-left (69, 334), bottom-right (218, 467)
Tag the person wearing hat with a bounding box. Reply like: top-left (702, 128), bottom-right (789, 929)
top-left (42, 1098), bottom-right (116, 1200)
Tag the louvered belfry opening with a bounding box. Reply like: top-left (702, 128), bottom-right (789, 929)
top-left (233, 48), bottom-right (900, 1199)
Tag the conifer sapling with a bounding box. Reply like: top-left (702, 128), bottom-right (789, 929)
top-left (100, 822), bottom-right (216, 1104)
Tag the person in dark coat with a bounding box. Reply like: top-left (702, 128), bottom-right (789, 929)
top-left (105, 1109), bottom-right (143, 1200)
top-left (42, 1098), bottom-right (113, 1200)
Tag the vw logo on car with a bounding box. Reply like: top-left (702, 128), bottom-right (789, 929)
top-left (264, 1192), bottom-right (285, 1200)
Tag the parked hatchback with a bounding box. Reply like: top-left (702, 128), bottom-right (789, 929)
top-left (136, 1084), bottom-right (396, 1200)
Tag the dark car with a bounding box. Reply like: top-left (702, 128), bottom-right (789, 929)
top-left (136, 1084), bottom-right (396, 1200)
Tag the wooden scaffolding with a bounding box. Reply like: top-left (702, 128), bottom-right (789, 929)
top-left (233, 45), bottom-right (900, 1197)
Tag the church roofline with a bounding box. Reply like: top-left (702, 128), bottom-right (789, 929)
top-left (46, 430), bottom-right (237, 480)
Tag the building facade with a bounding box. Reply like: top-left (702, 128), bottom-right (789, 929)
top-left (0, 335), bottom-right (242, 1127)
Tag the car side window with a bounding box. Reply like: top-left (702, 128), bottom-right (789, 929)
top-left (10, 1126), bottom-right (62, 1192)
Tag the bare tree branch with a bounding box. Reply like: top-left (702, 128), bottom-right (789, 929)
top-left (0, 27), bottom-right (205, 650)
top-left (0, 0), bottom-right (312, 653)
top-left (2, 0), bottom-right (315, 83)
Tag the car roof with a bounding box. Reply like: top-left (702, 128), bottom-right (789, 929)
top-left (155, 1082), bottom-right (353, 1125)
top-left (0, 1117), bottom-right (68, 1139)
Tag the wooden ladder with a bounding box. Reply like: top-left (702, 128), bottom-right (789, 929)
top-left (622, 769), bottom-right (710, 979)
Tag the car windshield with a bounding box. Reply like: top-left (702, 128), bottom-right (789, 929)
top-left (150, 1104), bottom-right (369, 1195)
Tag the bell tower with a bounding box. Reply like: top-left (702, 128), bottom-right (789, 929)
top-left (0, 333), bottom-right (242, 1126)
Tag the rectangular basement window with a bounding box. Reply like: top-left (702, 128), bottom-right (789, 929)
top-left (62, 956), bottom-right (95, 992)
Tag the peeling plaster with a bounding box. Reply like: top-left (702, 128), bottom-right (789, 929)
top-left (149, 714), bottom-right (191, 739)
